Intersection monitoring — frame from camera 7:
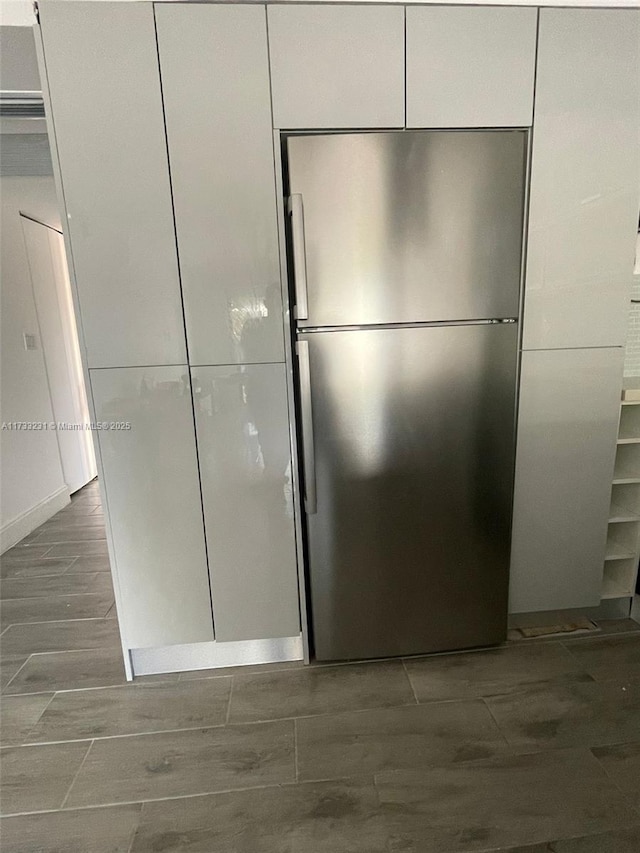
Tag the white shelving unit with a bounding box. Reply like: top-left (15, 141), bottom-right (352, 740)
top-left (603, 396), bottom-right (640, 600)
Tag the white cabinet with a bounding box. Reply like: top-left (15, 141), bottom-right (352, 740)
top-left (406, 7), bottom-right (537, 129)
top-left (155, 5), bottom-right (284, 367)
top-left (524, 9), bottom-right (640, 351)
top-left (38, 2), bottom-right (186, 369)
top-left (510, 348), bottom-right (623, 614)
top-left (90, 366), bottom-right (213, 648)
top-left (267, 5), bottom-right (404, 129)
top-left (192, 364), bottom-right (300, 642)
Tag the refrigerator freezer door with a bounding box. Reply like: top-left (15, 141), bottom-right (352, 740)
top-left (300, 323), bottom-right (517, 660)
top-left (287, 130), bottom-right (526, 327)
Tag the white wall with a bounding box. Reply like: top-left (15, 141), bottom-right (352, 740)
top-left (0, 175), bottom-right (70, 550)
top-left (0, 2), bottom-right (34, 28)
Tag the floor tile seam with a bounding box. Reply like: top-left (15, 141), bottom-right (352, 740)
top-left (400, 658), bottom-right (419, 705)
top-left (125, 813), bottom-right (143, 853)
top-left (478, 696), bottom-right (513, 751)
top-left (0, 591), bottom-right (114, 605)
top-left (587, 750), bottom-right (640, 820)
top-left (178, 664), bottom-right (303, 681)
top-left (0, 614), bottom-right (118, 630)
top-left (7, 678), bottom-right (180, 699)
top-left (31, 538), bottom-right (107, 546)
top-left (2, 685), bottom-right (123, 698)
top-left (63, 778), bottom-right (311, 812)
top-left (1, 571), bottom-right (77, 580)
top-left (9, 715), bottom-right (299, 750)
top-left (17, 691), bottom-right (57, 745)
top-left (2, 656), bottom-right (34, 691)
top-left (400, 638), bottom-right (569, 665)
top-left (0, 580), bottom-right (108, 602)
top-left (12, 693), bottom-right (554, 749)
top-left (230, 698), bottom-right (434, 726)
top-left (231, 693), bottom-right (518, 726)
top-left (23, 721), bottom-right (237, 747)
top-left (1, 776), bottom-right (365, 819)
top-left (224, 675), bottom-right (234, 725)
top-left (589, 736), bottom-right (640, 809)
top-left (35, 520), bottom-right (107, 527)
top-left (0, 800), bottom-right (145, 820)
top-left (59, 738), bottom-right (95, 809)
top-left (2, 642), bottom-right (120, 660)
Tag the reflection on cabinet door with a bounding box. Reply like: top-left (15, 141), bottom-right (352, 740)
top-left (267, 5), bottom-right (404, 129)
top-left (192, 364), bottom-right (300, 642)
top-left (90, 366), bottom-right (213, 648)
top-left (155, 4), bottom-right (284, 367)
top-left (38, 2), bottom-right (186, 368)
top-left (510, 348), bottom-right (622, 614)
top-left (524, 9), bottom-right (640, 350)
top-left (406, 7), bottom-right (537, 128)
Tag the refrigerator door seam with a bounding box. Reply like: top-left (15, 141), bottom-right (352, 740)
top-left (298, 318), bottom-right (518, 334)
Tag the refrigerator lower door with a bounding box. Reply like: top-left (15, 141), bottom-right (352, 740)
top-left (299, 323), bottom-right (517, 661)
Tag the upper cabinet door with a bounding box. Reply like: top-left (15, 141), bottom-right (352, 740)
top-left (156, 5), bottom-right (284, 367)
top-left (267, 5), bottom-right (404, 129)
top-left (524, 9), bottom-right (640, 351)
top-left (38, 2), bottom-right (186, 369)
top-left (406, 7), bottom-right (537, 128)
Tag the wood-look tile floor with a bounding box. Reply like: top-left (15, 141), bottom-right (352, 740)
top-left (2, 480), bottom-right (640, 852)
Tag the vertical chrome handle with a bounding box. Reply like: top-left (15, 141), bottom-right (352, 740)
top-left (288, 194), bottom-right (309, 321)
top-left (296, 339), bottom-right (317, 515)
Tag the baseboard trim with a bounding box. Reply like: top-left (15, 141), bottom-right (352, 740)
top-left (0, 484), bottom-right (70, 553)
top-left (509, 598), bottom-right (633, 628)
top-left (130, 635), bottom-right (304, 677)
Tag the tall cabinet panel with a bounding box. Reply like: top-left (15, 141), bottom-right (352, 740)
top-left (510, 348), bottom-right (623, 614)
top-left (406, 7), bottom-right (537, 128)
top-left (155, 4), bottom-right (284, 367)
top-left (38, 2), bottom-right (186, 368)
top-left (90, 367), bottom-right (213, 648)
top-left (192, 364), bottom-right (299, 642)
top-left (524, 9), bottom-right (640, 351)
top-left (267, 5), bottom-right (404, 129)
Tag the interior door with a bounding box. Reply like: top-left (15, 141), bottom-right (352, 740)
top-left (287, 130), bottom-right (527, 328)
top-left (299, 322), bottom-right (518, 660)
top-left (22, 216), bottom-right (96, 493)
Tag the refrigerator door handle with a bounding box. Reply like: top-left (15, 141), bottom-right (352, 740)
top-left (296, 339), bottom-right (317, 515)
top-left (288, 194), bottom-right (309, 321)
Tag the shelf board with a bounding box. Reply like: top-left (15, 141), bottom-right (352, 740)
top-left (609, 502), bottom-right (640, 523)
top-left (601, 574), bottom-right (635, 600)
top-left (617, 437), bottom-right (640, 445)
top-left (621, 400), bottom-right (640, 407)
top-left (604, 544), bottom-right (636, 561)
top-left (612, 464), bottom-right (640, 484)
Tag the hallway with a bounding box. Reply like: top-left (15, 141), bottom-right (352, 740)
top-left (2, 482), bottom-right (640, 851)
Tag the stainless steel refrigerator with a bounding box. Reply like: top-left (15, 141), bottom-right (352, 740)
top-left (286, 130), bottom-right (526, 661)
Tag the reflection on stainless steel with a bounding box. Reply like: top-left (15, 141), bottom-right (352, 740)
top-left (234, 283), bottom-right (283, 363)
top-left (287, 130), bottom-right (526, 328)
top-left (287, 129), bottom-right (525, 661)
top-left (192, 364), bottom-right (300, 642)
top-left (301, 325), bottom-right (518, 660)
